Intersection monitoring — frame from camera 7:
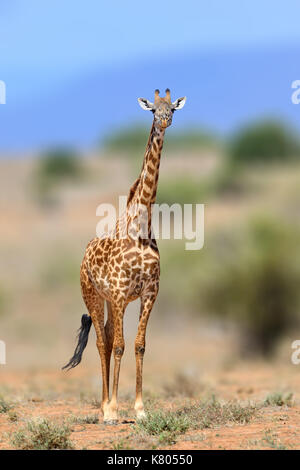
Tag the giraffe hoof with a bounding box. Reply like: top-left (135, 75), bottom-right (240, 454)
top-left (104, 419), bottom-right (118, 426)
top-left (136, 410), bottom-right (147, 421)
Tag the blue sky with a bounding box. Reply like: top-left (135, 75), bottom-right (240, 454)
top-left (2, 1), bottom-right (300, 88)
top-left (1, 1), bottom-right (300, 150)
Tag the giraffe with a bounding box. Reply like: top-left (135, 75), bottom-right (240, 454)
top-left (63, 89), bottom-right (186, 424)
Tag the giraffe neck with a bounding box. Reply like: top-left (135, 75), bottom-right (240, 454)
top-left (128, 122), bottom-right (165, 209)
top-left (123, 121), bottom-right (165, 240)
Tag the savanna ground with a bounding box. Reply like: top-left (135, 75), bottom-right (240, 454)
top-left (0, 339), bottom-right (299, 450)
top-left (1, 140), bottom-right (300, 450)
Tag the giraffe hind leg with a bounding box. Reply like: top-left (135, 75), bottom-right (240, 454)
top-left (81, 280), bottom-right (112, 421)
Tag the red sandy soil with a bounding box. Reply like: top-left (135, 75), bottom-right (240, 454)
top-left (0, 364), bottom-right (299, 450)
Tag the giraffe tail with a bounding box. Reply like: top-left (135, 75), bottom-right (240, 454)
top-left (62, 314), bottom-right (92, 371)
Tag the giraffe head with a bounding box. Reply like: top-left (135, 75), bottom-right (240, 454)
top-left (138, 89), bottom-right (186, 129)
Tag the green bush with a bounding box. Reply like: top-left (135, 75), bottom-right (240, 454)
top-left (10, 418), bottom-right (74, 450)
top-left (37, 148), bottom-right (81, 182)
top-left (164, 128), bottom-right (219, 152)
top-left (135, 409), bottom-right (190, 436)
top-left (201, 217), bottom-right (300, 356)
top-left (176, 398), bottom-right (256, 429)
top-left (32, 148), bottom-right (82, 206)
top-left (264, 392), bottom-right (293, 407)
top-left (0, 397), bottom-right (13, 413)
top-left (103, 126), bottom-right (149, 155)
top-left (157, 177), bottom-right (209, 205)
top-left (135, 398), bottom-right (256, 441)
top-left (103, 126), bottom-right (218, 156)
top-left (229, 120), bottom-right (300, 165)
top-left (68, 414), bottom-right (99, 424)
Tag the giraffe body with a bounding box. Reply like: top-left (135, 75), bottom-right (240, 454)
top-left (81, 236), bottom-right (160, 304)
top-left (64, 89), bottom-right (186, 423)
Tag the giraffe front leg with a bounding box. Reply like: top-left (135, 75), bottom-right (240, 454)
top-left (104, 301), bottom-right (125, 425)
top-left (104, 301), bottom-right (114, 396)
top-left (134, 292), bottom-right (157, 420)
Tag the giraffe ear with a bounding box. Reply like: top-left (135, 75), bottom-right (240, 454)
top-left (138, 98), bottom-right (154, 111)
top-left (172, 97), bottom-right (186, 110)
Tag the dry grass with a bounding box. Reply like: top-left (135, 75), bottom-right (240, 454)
top-left (10, 418), bottom-right (74, 450)
top-left (68, 413), bottom-right (99, 424)
top-left (0, 367), bottom-right (298, 450)
top-left (263, 392), bottom-right (294, 407)
top-left (133, 397), bottom-right (257, 446)
top-left (0, 398), bottom-right (13, 414)
top-left (175, 398), bottom-right (257, 429)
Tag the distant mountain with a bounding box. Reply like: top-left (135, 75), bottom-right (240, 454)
top-left (1, 44), bottom-right (300, 152)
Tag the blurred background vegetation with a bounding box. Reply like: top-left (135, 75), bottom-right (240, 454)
top-left (1, 116), bottom-right (300, 369)
top-left (32, 148), bottom-right (84, 207)
top-left (2, 5), bottom-right (300, 432)
top-left (103, 125), bottom-right (219, 157)
top-left (102, 117), bottom-right (300, 357)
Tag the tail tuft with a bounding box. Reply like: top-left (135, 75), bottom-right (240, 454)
top-left (62, 314), bottom-right (92, 371)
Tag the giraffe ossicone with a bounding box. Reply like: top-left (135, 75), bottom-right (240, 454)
top-left (63, 89), bottom-right (186, 424)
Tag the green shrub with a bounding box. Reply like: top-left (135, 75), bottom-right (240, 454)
top-left (37, 148), bottom-right (81, 182)
top-left (164, 128), bottom-right (219, 152)
top-left (260, 429), bottom-right (287, 450)
top-left (69, 414), bottom-right (99, 424)
top-left (0, 397), bottom-right (13, 413)
top-left (264, 392), bottom-right (293, 407)
top-left (201, 217), bottom-right (300, 356)
top-left (33, 148), bottom-right (82, 206)
top-left (103, 126), bottom-right (149, 155)
top-left (135, 398), bottom-right (256, 442)
top-left (8, 410), bottom-right (19, 422)
top-left (157, 177), bottom-right (209, 205)
top-left (136, 409), bottom-right (190, 436)
top-left (103, 126), bottom-right (218, 156)
top-left (10, 418), bottom-right (74, 450)
top-left (229, 120), bottom-right (300, 166)
top-left (176, 398), bottom-right (256, 429)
